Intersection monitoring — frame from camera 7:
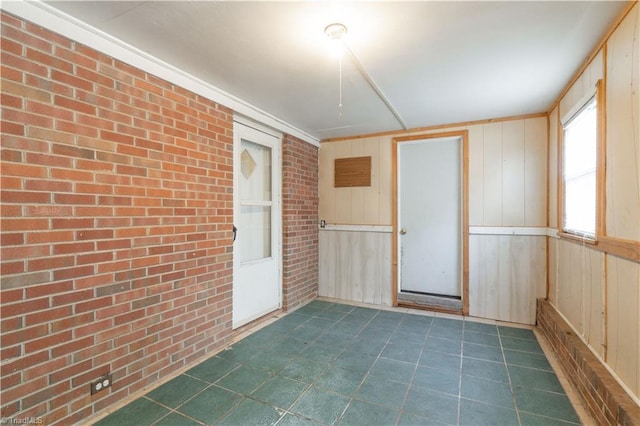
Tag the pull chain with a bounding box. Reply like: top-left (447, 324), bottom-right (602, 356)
top-left (338, 55), bottom-right (344, 119)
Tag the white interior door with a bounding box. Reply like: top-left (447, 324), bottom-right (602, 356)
top-left (233, 121), bottom-right (281, 328)
top-left (398, 137), bottom-right (462, 297)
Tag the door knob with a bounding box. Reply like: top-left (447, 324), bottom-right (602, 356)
top-left (399, 228), bottom-right (407, 235)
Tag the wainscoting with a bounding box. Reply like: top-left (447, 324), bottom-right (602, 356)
top-left (318, 225), bottom-right (393, 306)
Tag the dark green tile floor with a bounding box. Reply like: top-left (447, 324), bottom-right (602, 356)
top-left (94, 300), bottom-right (582, 426)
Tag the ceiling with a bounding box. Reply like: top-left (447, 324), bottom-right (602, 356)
top-left (43, 1), bottom-right (628, 141)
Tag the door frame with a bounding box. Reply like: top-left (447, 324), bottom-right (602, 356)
top-left (232, 115), bottom-right (283, 329)
top-left (392, 130), bottom-right (469, 315)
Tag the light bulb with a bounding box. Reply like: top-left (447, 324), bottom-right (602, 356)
top-left (324, 23), bottom-right (347, 58)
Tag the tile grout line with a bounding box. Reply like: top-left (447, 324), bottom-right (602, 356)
top-left (497, 326), bottom-right (524, 426)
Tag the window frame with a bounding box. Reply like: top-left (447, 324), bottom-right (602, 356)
top-left (558, 80), bottom-right (605, 243)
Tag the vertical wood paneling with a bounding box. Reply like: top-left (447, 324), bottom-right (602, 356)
top-left (319, 142), bottom-right (335, 222)
top-left (548, 107), bottom-right (559, 228)
top-left (483, 123), bottom-right (503, 225)
top-left (524, 117), bottom-right (548, 226)
top-left (363, 137), bottom-right (381, 225)
top-left (548, 237), bottom-right (558, 303)
top-left (606, 255), bottom-right (640, 398)
top-left (501, 121), bottom-right (526, 225)
top-left (468, 125), bottom-right (484, 225)
top-left (334, 142), bottom-right (353, 223)
top-left (469, 234), bottom-right (545, 325)
top-left (555, 239), bottom-right (606, 357)
top-left (378, 137), bottom-right (393, 225)
top-left (349, 140), bottom-right (365, 224)
top-left (606, 4), bottom-right (640, 241)
top-left (318, 230), bottom-right (392, 306)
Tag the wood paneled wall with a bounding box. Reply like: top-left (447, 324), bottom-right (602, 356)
top-left (548, 4), bottom-right (639, 401)
top-left (469, 235), bottom-right (546, 324)
top-left (605, 9), bottom-right (640, 241)
top-left (319, 117), bottom-right (548, 324)
top-left (320, 118), bottom-right (547, 228)
top-left (318, 228), bottom-right (392, 305)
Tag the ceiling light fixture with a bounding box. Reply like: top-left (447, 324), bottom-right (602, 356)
top-left (325, 23), bottom-right (347, 119)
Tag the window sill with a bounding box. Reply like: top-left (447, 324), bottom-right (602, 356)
top-left (557, 231), bottom-right (597, 245)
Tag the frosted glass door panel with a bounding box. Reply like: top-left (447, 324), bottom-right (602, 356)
top-left (240, 205), bottom-right (271, 262)
top-left (240, 140), bottom-right (272, 202)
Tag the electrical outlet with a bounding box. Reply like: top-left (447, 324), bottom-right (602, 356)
top-left (90, 374), bottom-right (112, 395)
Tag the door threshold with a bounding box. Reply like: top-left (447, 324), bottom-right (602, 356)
top-left (398, 292), bottom-right (463, 315)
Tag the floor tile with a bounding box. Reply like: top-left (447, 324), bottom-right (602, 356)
top-left (462, 357), bottom-right (509, 383)
top-left (347, 335), bottom-right (387, 356)
top-left (412, 365), bottom-right (460, 395)
top-left (464, 321), bottom-right (498, 335)
top-left (462, 330), bottom-right (501, 347)
top-left (419, 350), bottom-right (461, 370)
top-left (185, 355), bottom-right (240, 383)
top-left (154, 412), bottom-right (201, 426)
top-left (244, 348), bottom-right (294, 374)
top-left (503, 348), bottom-right (552, 371)
top-left (299, 341), bottom-right (343, 363)
top-left (462, 341), bottom-right (504, 362)
top-left (388, 329), bottom-right (427, 344)
top-left (397, 411), bottom-right (449, 426)
top-left (333, 349), bottom-right (377, 373)
top-left (424, 336), bottom-right (462, 355)
top-left (329, 320), bottom-right (366, 337)
top-left (355, 325), bottom-right (394, 342)
top-left (270, 337), bottom-right (312, 357)
top-left (356, 375), bottom-right (409, 409)
top-left (432, 317), bottom-right (464, 330)
top-left (403, 386), bottom-right (459, 425)
top-left (98, 301), bottom-right (584, 426)
top-left (217, 340), bottom-right (261, 363)
top-left (316, 365), bottom-right (366, 396)
top-left (369, 357), bottom-right (416, 383)
top-left (430, 325), bottom-right (463, 340)
top-left (251, 376), bottom-right (309, 409)
top-left (459, 399), bottom-right (519, 425)
top-left (498, 326), bottom-right (536, 340)
top-left (519, 411), bottom-right (581, 425)
top-left (218, 398), bottom-right (283, 426)
top-left (514, 387), bottom-right (581, 423)
top-left (291, 386), bottom-right (350, 425)
top-left (146, 374), bottom-right (209, 408)
top-left (177, 385), bottom-right (241, 424)
top-left (276, 413), bottom-right (319, 426)
top-left (94, 398), bottom-right (170, 426)
top-left (347, 307), bottom-right (378, 319)
top-left (216, 365), bottom-right (271, 394)
top-left (380, 342), bottom-right (422, 364)
top-left (340, 399), bottom-right (399, 425)
top-left (500, 336), bottom-right (544, 353)
top-left (509, 365), bottom-right (564, 393)
top-left (279, 358), bottom-right (328, 383)
top-left (288, 324), bottom-right (325, 342)
top-left (460, 374), bottom-right (515, 409)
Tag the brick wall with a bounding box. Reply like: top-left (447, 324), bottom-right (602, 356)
top-left (281, 134), bottom-right (318, 311)
top-left (1, 12), bottom-right (235, 424)
top-left (537, 299), bottom-right (640, 426)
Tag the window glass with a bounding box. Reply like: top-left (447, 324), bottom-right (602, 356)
top-left (562, 97), bottom-right (597, 238)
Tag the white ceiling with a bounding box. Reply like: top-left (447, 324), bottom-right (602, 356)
top-left (43, 1), bottom-right (628, 140)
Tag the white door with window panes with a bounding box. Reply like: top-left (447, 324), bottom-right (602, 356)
top-left (233, 121), bottom-right (281, 328)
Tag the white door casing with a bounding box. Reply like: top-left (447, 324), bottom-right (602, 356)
top-left (398, 136), bottom-right (462, 297)
top-left (233, 119), bottom-right (282, 328)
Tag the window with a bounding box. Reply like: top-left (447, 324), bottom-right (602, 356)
top-left (561, 95), bottom-right (598, 239)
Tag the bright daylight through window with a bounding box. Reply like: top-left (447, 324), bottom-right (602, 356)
top-left (562, 96), bottom-right (597, 239)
